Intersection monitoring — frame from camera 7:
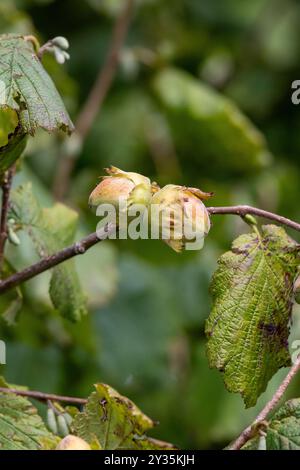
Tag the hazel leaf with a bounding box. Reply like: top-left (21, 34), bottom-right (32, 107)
top-left (72, 383), bottom-right (176, 450)
top-left (0, 260), bottom-right (23, 325)
top-left (153, 68), bottom-right (271, 175)
top-left (0, 34), bottom-right (74, 135)
top-left (243, 399), bottom-right (300, 449)
top-left (206, 225), bottom-right (300, 408)
top-left (0, 106), bottom-right (27, 177)
top-left (0, 386), bottom-right (59, 450)
top-left (0, 106), bottom-right (18, 147)
top-left (10, 183), bottom-right (87, 322)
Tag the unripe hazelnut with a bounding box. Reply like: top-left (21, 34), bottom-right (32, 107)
top-left (151, 184), bottom-right (213, 252)
top-left (88, 166), bottom-right (152, 212)
top-left (56, 435), bottom-right (91, 451)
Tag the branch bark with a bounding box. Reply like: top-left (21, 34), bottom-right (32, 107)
top-left (0, 387), bottom-right (87, 405)
top-left (207, 205), bottom-right (300, 233)
top-left (0, 223), bottom-right (115, 294)
top-left (0, 165), bottom-right (15, 273)
top-left (229, 356), bottom-right (300, 450)
top-left (53, 0), bottom-right (134, 200)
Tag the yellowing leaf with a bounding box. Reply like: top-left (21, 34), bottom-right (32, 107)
top-left (72, 383), bottom-right (176, 450)
top-left (0, 106), bottom-right (18, 147)
top-left (0, 106), bottom-right (26, 177)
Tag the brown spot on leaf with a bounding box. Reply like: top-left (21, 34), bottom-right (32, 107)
top-left (99, 398), bottom-right (108, 422)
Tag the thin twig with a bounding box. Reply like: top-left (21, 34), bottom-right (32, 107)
top-left (0, 223), bottom-right (115, 294)
top-left (229, 357), bottom-right (300, 450)
top-left (53, 0), bottom-right (134, 200)
top-left (207, 205), bottom-right (300, 233)
top-left (0, 387), bottom-right (87, 405)
top-left (76, 0), bottom-right (134, 140)
top-left (0, 165), bottom-right (15, 273)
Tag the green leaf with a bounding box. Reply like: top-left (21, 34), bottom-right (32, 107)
top-left (0, 133), bottom-right (27, 177)
top-left (0, 375), bottom-right (28, 391)
top-left (243, 399), bottom-right (300, 450)
top-left (0, 106), bottom-right (18, 147)
top-left (10, 183), bottom-right (87, 321)
top-left (0, 106), bottom-right (27, 177)
top-left (72, 383), bottom-right (176, 450)
top-left (206, 225), bottom-right (300, 408)
top-left (153, 67), bottom-right (271, 175)
top-left (0, 261), bottom-right (23, 325)
top-left (0, 34), bottom-right (74, 135)
top-left (265, 399), bottom-right (300, 449)
top-left (0, 389), bottom-right (59, 450)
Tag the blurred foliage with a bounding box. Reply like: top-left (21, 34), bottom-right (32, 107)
top-left (10, 183), bottom-right (87, 321)
top-left (0, 0), bottom-right (300, 450)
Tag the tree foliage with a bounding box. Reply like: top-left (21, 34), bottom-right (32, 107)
top-left (0, 0), bottom-right (300, 452)
top-left (206, 225), bottom-right (300, 407)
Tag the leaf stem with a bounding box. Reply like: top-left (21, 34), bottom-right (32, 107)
top-left (229, 356), bottom-right (300, 450)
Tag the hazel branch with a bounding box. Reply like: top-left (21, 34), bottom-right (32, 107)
top-left (207, 205), bottom-right (300, 233)
top-left (0, 387), bottom-right (87, 405)
top-left (0, 223), bottom-right (115, 294)
top-left (229, 357), bottom-right (300, 450)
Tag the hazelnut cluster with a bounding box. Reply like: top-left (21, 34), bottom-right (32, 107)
top-left (89, 166), bottom-right (212, 252)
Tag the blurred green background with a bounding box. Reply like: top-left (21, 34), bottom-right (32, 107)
top-left (1, 0), bottom-right (300, 449)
